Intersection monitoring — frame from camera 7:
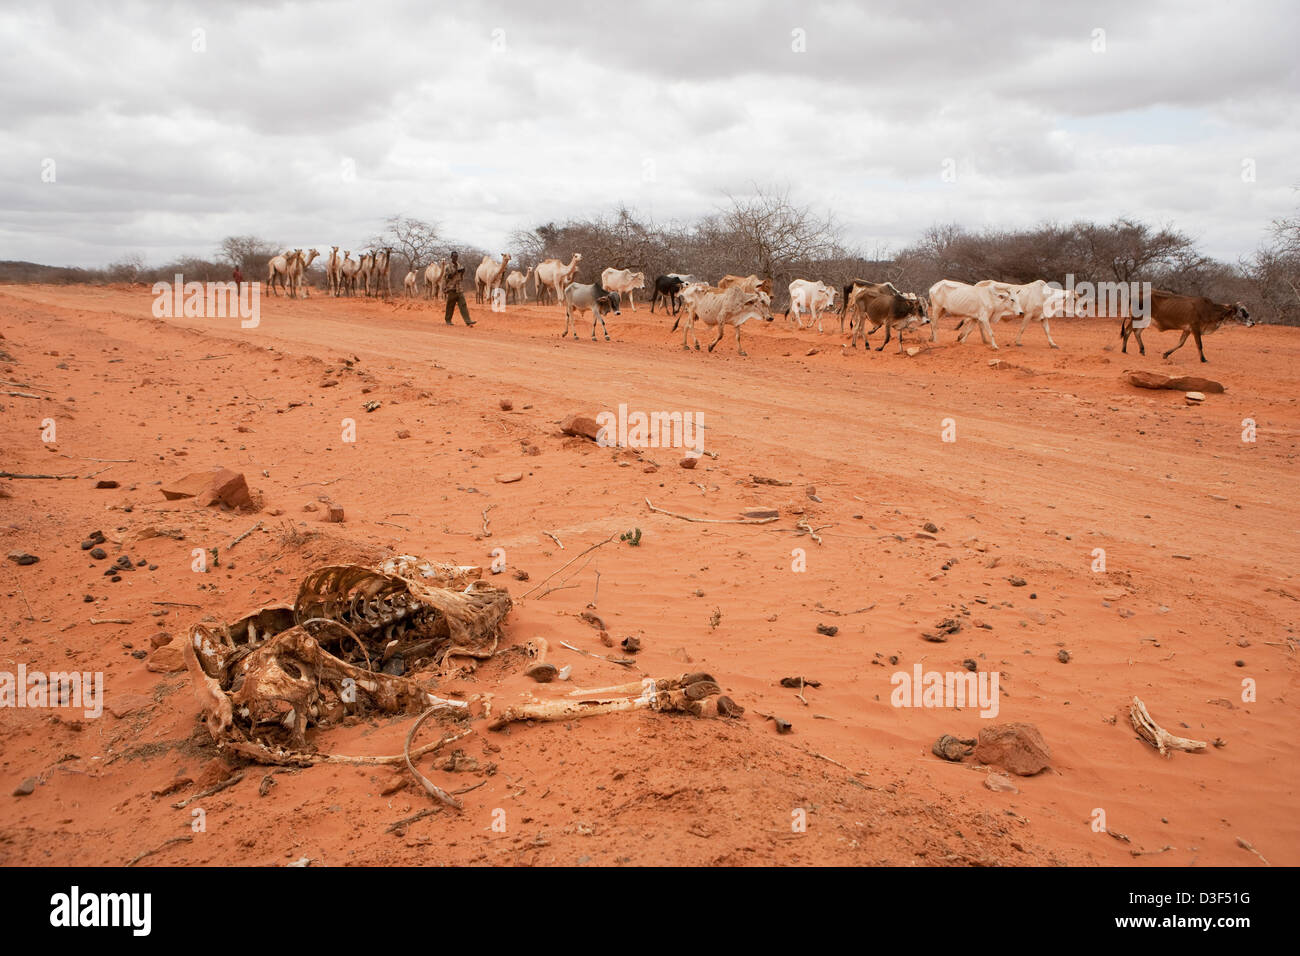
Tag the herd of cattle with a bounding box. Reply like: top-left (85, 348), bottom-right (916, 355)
top-left (574, 268), bottom-right (1254, 362)
top-left (266, 248), bottom-right (1255, 362)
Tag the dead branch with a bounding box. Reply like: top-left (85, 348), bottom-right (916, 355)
top-left (89, 618), bottom-right (133, 625)
top-left (172, 772), bottom-right (247, 809)
top-left (2, 391), bottom-right (40, 399)
top-left (519, 532), bottom-right (617, 599)
top-left (559, 641), bottom-right (635, 668)
top-left (816, 606), bottom-right (875, 616)
top-left (228, 520), bottom-right (263, 550)
top-left (13, 577), bottom-right (36, 621)
top-left (645, 497), bottom-right (779, 525)
top-left (404, 706), bottom-right (465, 809)
top-left (0, 471), bottom-right (78, 480)
top-left (795, 745), bottom-right (869, 777)
top-left (127, 835), bottom-right (193, 867)
top-left (542, 530), bottom-right (563, 549)
top-left (751, 475), bottom-right (792, 486)
top-left (481, 505), bottom-right (495, 537)
top-left (385, 807), bottom-right (441, 834)
top-left (794, 519), bottom-right (832, 545)
top-left (1130, 696), bottom-right (1207, 757)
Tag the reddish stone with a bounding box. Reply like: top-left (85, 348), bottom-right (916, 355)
top-left (974, 722), bottom-right (1052, 776)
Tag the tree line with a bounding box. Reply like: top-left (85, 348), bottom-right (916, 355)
top-left (4, 187), bottom-right (1296, 323)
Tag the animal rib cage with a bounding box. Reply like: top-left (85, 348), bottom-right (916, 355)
top-left (183, 556), bottom-right (511, 762)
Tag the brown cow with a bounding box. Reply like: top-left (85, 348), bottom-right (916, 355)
top-left (1121, 290), bottom-right (1252, 363)
top-left (845, 282), bottom-right (930, 353)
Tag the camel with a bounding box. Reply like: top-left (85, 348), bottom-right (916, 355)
top-left (357, 251), bottom-right (375, 296)
top-left (475, 253), bottom-right (511, 305)
top-left (339, 252), bottom-right (359, 296)
top-left (424, 260), bottom-right (446, 299)
top-left (534, 254), bottom-right (582, 307)
top-left (506, 265), bottom-right (533, 304)
top-left (266, 249), bottom-right (298, 297)
top-left (326, 246), bottom-right (342, 296)
top-left (404, 270), bottom-right (418, 297)
top-left (372, 247), bottom-right (393, 297)
top-left (289, 248), bottom-right (319, 298)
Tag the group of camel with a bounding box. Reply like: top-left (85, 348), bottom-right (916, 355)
top-left (266, 247), bottom-right (585, 306)
top-left (406, 252), bottom-right (584, 306)
top-left (264, 248), bottom-right (322, 297)
top-left (265, 247), bottom-right (394, 298)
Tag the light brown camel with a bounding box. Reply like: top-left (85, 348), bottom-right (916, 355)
top-left (265, 249), bottom-right (298, 296)
top-left (339, 251), bottom-right (359, 296)
top-left (506, 265), bottom-right (533, 304)
top-left (534, 253), bottom-right (582, 306)
top-left (424, 260), bottom-right (446, 299)
top-left (474, 253), bottom-right (511, 305)
top-left (326, 246), bottom-right (342, 296)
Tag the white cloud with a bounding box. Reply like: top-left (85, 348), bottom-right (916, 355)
top-left (1, 0), bottom-right (1296, 267)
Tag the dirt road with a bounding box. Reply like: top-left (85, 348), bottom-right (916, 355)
top-left (1, 284), bottom-right (1295, 866)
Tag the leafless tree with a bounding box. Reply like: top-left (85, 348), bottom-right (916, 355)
top-left (218, 235), bottom-right (279, 276)
top-left (712, 186), bottom-right (842, 284)
top-left (372, 215), bottom-right (442, 276)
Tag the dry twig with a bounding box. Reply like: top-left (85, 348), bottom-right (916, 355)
top-left (519, 532), bottom-right (617, 599)
top-left (127, 835), bottom-right (193, 867)
top-left (645, 497), bottom-right (779, 525)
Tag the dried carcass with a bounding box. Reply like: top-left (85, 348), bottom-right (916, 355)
top-left (184, 556), bottom-right (511, 764)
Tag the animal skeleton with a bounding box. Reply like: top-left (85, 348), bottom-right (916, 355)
top-left (184, 556), bottom-right (511, 763)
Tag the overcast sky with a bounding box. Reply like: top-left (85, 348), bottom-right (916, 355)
top-left (2, 0), bottom-right (1297, 268)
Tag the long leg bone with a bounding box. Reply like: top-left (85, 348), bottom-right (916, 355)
top-left (489, 675), bottom-right (721, 730)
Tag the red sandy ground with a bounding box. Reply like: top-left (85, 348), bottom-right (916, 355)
top-left (0, 283), bottom-right (1296, 867)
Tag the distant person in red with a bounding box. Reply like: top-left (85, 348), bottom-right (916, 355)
top-left (232, 265), bottom-right (244, 288)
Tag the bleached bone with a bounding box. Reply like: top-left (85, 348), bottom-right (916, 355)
top-left (524, 637), bottom-right (558, 682)
top-left (1130, 696), bottom-right (1207, 757)
top-left (488, 675), bottom-right (720, 730)
top-left (565, 672), bottom-right (716, 698)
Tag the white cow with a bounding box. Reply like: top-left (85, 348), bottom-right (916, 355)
top-left (785, 279), bottom-right (837, 332)
top-left (928, 279), bottom-right (1023, 349)
top-left (599, 268), bottom-right (647, 311)
top-left (974, 279), bottom-right (1075, 349)
top-left (678, 285), bottom-right (773, 356)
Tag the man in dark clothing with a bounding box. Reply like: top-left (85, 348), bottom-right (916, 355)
top-left (232, 265), bottom-right (244, 289)
top-left (443, 251), bottom-right (475, 326)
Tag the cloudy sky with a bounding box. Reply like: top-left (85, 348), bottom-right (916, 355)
top-left (2, 0), bottom-right (1297, 268)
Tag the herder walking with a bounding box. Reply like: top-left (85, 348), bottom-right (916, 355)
top-left (443, 251), bottom-right (476, 327)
